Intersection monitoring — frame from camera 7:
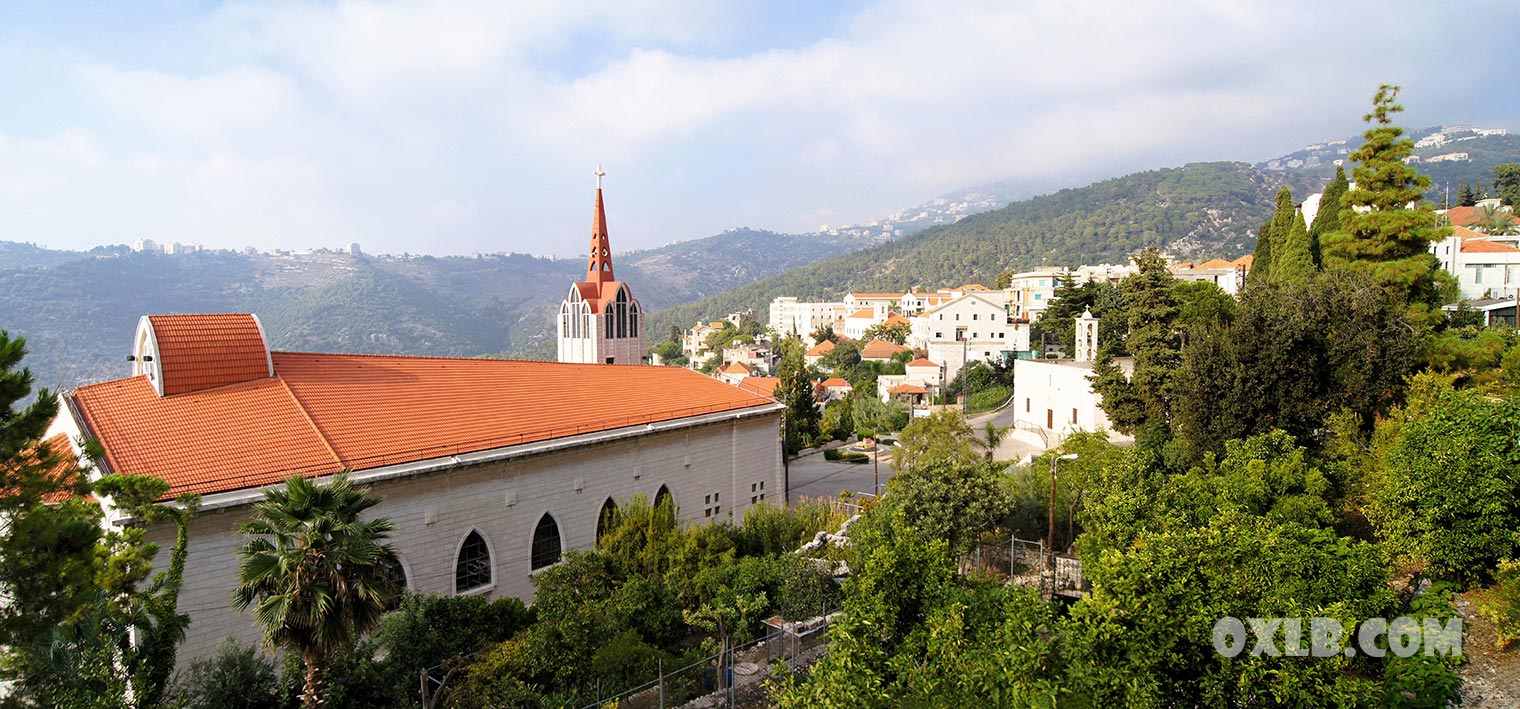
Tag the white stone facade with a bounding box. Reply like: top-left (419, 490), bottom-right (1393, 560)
top-left (146, 409), bottom-right (783, 664)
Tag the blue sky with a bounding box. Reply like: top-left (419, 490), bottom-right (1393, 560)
top-left (3, 0), bottom-right (1519, 257)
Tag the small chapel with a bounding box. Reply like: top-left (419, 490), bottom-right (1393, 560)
top-left (557, 167), bottom-right (646, 364)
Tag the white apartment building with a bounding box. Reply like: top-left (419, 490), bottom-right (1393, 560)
top-left (768, 297), bottom-right (850, 338)
top-left (912, 293), bottom-right (1030, 382)
top-left (1432, 225), bottom-right (1520, 300)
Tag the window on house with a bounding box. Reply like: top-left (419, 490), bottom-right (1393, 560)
top-left (531, 514), bottom-right (562, 570)
top-left (455, 530), bottom-right (492, 592)
top-left (1072, 408), bottom-right (1078, 424)
top-left (972, 313), bottom-right (978, 320)
top-left (1034, 294), bottom-right (1043, 300)
top-left (381, 555), bottom-right (407, 608)
top-left (1026, 398), bottom-right (1031, 412)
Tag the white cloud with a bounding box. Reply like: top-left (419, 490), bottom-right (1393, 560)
top-left (0, 0), bottom-right (1516, 255)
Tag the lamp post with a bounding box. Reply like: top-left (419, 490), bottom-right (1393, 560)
top-left (1047, 453), bottom-right (1078, 573)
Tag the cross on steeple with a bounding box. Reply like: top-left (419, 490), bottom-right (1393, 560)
top-left (594, 165), bottom-right (605, 189)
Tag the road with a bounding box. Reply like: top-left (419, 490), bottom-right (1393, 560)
top-left (786, 403), bottom-right (1047, 503)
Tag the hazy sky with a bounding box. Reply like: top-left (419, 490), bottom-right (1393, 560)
top-left (3, 1), bottom-right (1518, 257)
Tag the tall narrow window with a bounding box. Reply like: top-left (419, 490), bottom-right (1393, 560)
top-left (597, 498), bottom-right (618, 543)
top-left (381, 554), bottom-right (407, 609)
top-left (454, 531), bottom-right (492, 592)
top-left (654, 485), bottom-right (674, 516)
top-left (531, 514), bottom-right (562, 570)
top-left (629, 305), bottom-right (639, 338)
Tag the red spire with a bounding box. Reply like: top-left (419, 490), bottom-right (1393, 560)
top-left (585, 168), bottom-right (614, 284)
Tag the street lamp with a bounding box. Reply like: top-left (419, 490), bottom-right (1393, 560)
top-left (1047, 453), bottom-right (1078, 569)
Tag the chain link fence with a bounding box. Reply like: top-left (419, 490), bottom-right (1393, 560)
top-left (960, 536), bottom-right (1088, 599)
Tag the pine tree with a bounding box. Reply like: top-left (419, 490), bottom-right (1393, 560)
top-left (1458, 180), bottom-right (1476, 207)
top-left (1089, 248), bottom-right (1179, 434)
top-left (1273, 211), bottom-right (1315, 286)
top-left (1321, 85), bottom-right (1449, 321)
top-left (776, 336), bottom-right (820, 454)
top-left (1307, 166), bottom-right (1348, 267)
top-left (1493, 163), bottom-right (1520, 206)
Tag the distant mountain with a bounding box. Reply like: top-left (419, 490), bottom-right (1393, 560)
top-left (647, 162), bottom-right (1324, 337)
top-left (0, 226), bottom-right (890, 389)
top-left (1259, 125), bottom-right (1520, 203)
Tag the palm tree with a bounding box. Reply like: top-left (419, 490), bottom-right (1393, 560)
top-left (1476, 204), bottom-right (1520, 235)
top-left (233, 473), bottom-right (398, 709)
top-left (976, 421), bottom-right (1009, 461)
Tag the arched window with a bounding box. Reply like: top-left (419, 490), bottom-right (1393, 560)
top-left (531, 514), bottom-right (562, 570)
top-left (616, 288), bottom-right (629, 338)
top-left (629, 304), bottom-right (639, 338)
top-left (596, 498), bottom-right (618, 543)
top-left (605, 305), bottom-right (614, 340)
top-left (380, 554), bottom-right (407, 609)
top-left (454, 530), bottom-right (492, 592)
top-left (654, 485), bottom-right (674, 517)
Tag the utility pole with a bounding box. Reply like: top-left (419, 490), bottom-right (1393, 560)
top-left (872, 438), bottom-right (880, 497)
top-left (961, 336), bottom-right (969, 414)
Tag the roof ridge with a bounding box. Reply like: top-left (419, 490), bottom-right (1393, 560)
top-left (276, 376), bottom-right (346, 470)
top-left (271, 350), bottom-right (644, 366)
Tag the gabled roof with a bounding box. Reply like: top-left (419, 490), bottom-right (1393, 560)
top-left (1194, 258), bottom-right (1235, 269)
top-left (921, 292), bottom-right (1004, 317)
top-left (721, 361), bottom-right (754, 375)
top-left (847, 308), bottom-right (876, 319)
top-left (884, 313), bottom-right (911, 325)
top-left (906, 357), bottom-right (940, 368)
top-left (820, 377), bottom-right (852, 388)
top-left (960, 284), bottom-right (989, 291)
top-left (72, 350), bottom-right (774, 499)
top-left (887, 384), bottom-right (928, 395)
top-left (805, 340), bottom-right (836, 357)
top-left (860, 339), bottom-right (911, 359)
top-left (1231, 255), bottom-right (1254, 267)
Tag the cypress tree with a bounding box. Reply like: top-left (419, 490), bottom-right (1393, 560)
top-left (1246, 220), bottom-right (1273, 288)
top-left (1090, 248), bottom-right (1179, 434)
top-left (1272, 211), bottom-right (1314, 286)
top-left (776, 335), bottom-right (820, 454)
top-left (1459, 181), bottom-right (1476, 207)
top-left (1308, 166), bottom-right (1348, 267)
top-left (1321, 85), bottom-right (1448, 321)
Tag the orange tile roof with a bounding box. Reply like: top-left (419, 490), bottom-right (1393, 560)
top-left (820, 377), bottom-right (851, 388)
top-left (73, 352), bottom-right (774, 499)
top-left (847, 308), bottom-right (876, 319)
top-left (849, 292), bottom-right (906, 299)
top-left (1194, 258), bottom-right (1235, 269)
top-left (736, 377), bottom-right (781, 399)
top-left (906, 358), bottom-right (940, 368)
top-left (147, 314), bottom-right (272, 396)
top-left (1460, 239), bottom-right (1520, 253)
top-left (805, 340), bottom-right (836, 356)
top-left (1231, 255), bottom-right (1254, 267)
top-left (887, 384), bottom-right (928, 395)
top-left (960, 284), bottom-right (989, 291)
top-left (884, 313), bottom-right (911, 324)
top-left (721, 361), bottom-right (753, 374)
top-left (860, 339), bottom-right (910, 359)
top-left (1451, 225), bottom-right (1487, 240)
top-left (1447, 206), bottom-right (1520, 228)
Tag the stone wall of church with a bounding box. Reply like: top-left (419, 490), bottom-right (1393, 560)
top-left (149, 410), bottom-right (783, 663)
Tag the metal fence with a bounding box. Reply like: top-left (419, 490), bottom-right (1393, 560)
top-left (575, 610), bottom-right (840, 709)
top-left (960, 536), bottom-right (1088, 599)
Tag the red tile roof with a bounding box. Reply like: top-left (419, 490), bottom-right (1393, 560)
top-left (820, 377), bottom-right (851, 388)
top-left (906, 358), bottom-right (940, 368)
top-left (73, 352), bottom-right (775, 499)
top-left (1447, 206), bottom-right (1520, 229)
top-left (860, 339), bottom-right (910, 360)
top-left (805, 340), bottom-right (836, 357)
top-left (884, 313), bottom-right (911, 324)
top-left (736, 377), bottom-right (780, 399)
top-left (1231, 255), bottom-right (1254, 267)
top-left (1193, 258), bottom-right (1234, 269)
top-left (1460, 239), bottom-right (1520, 253)
top-left (887, 384), bottom-right (928, 395)
top-left (147, 314), bottom-right (272, 396)
top-left (721, 361), bottom-right (754, 375)
top-left (847, 308), bottom-right (875, 319)
top-left (849, 292), bottom-right (905, 299)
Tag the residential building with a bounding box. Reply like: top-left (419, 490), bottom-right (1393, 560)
top-left (768, 297), bottom-right (850, 338)
top-left (718, 361), bottom-right (755, 384)
top-left (876, 357), bottom-right (944, 403)
top-left (1431, 225), bottom-right (1520, 300)
top-left (1010, 310), bottom-right (1131, 450)
top-left (684, 321), bottom-right (725, 363)
top-left (45, 313), bottom-right (783, 664)
top-left (557, 177), bottom-right (645, 364)
top-left (912, 293), bottom-right (1028, 381)
top-left (859, 339), bottom-right (911, 363)
top-left (804, 339), bottom-right (836, 368)
top-left (818, 377), bottom-right (853, 401)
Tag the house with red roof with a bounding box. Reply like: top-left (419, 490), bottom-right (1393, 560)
top-left (1431, 224), bottom-right (1520, 300)
top-left (43, 313), bottom-right (784, 664)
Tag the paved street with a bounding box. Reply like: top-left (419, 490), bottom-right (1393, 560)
top-left (787, 449), bottom-right (893, 503)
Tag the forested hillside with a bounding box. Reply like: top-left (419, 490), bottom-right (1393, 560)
top-left (0, 228), bottom-right (883, 389)
top-left (649, 162), bottom-right (1322, 335)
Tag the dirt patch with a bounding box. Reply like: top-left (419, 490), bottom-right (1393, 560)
top-left (1457, 589), bottom-right (1520, 707)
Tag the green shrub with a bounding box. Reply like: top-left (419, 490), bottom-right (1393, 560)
top-left (840, 452), bottom-right (870, 464)
top-left (589, 629), bottom-right (666, 696)
top-left (1480, 559), bottom-right (1520, 649)
top-left (967, 385), bottom-right (1011, 413)
top-left (823, 448), bottom-right (842, 461)
top-left (732, 503), bottom-right (813, 556)
top-left (777, 556), bottom-right (843, 621)
top-left (162, 640), bottom-right (281, 709)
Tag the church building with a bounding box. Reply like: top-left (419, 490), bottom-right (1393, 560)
top-left (39, 180), bottom-right (783, 663)
top-left (558, 168), bottom-right (646, 364)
